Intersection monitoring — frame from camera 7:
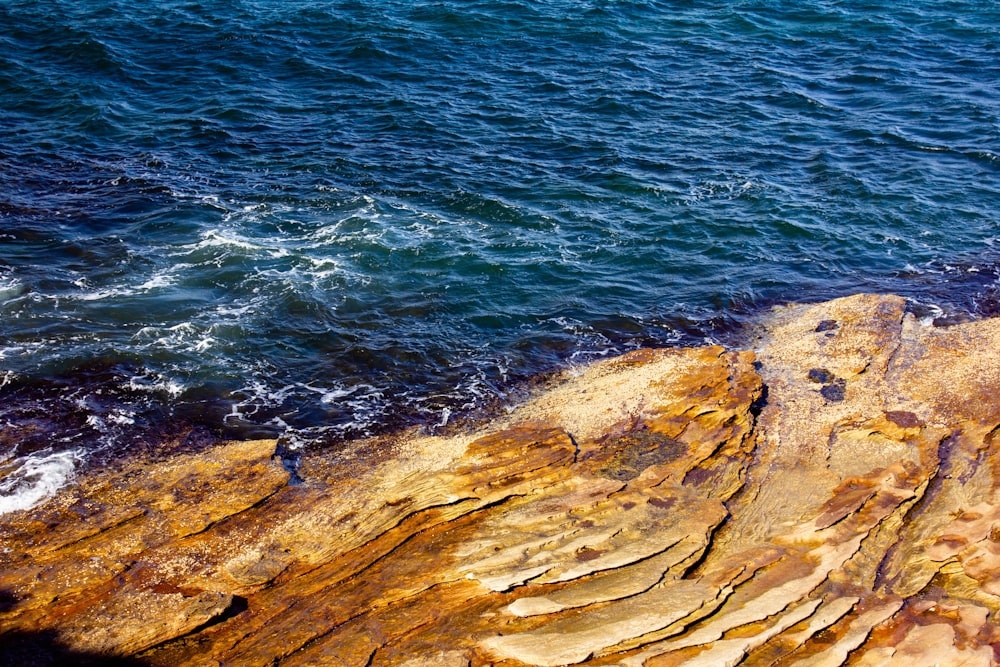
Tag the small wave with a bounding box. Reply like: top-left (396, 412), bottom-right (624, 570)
top-left (70, 267), bottom-right (180, 302)
top-left (166, 190), bottom-right (229, 210)
top-left (296, 381), bottom-right (380, 405)
top-left (685, 176), bottom-right (768, 203)
top-left (124, 372), bottom-right (186, 398)
top-left (302, 256), bottom-right (348, 278)
top-left (74, 286), bottom-right (124, 302)
top-left (908, 298), bottom-right (946, 326)
top-left (134, 321), bottom-right (217, 354)
top-left (0, 449), bottom-right (84, 515)
top-left (136, 273), bottom-right (176, 291)
top-left (0, 272), bottom-right (27, 304)
top-left (187, 228), bottom-right (284, 253)
top-left (86, 407), bottom-right (137, 431)
top-left (225, 378), bottom-right (391, 444)
top-left (0, 342), bottom-right (45, 361)
top-left (966, 149), bottom-right (998, 164)
top-left (214, 301), bottom-right (257, 318)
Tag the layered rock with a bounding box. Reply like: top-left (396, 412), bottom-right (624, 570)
top-left (1, 293), bottom-right (999, 665)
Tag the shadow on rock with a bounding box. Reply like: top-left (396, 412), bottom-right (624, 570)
top-left (0, 590), bottom-right (147, 667)
top-left (0, 629), bottom-right (149, 667)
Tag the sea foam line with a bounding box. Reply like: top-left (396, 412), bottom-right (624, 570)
top-left (0, 449), bottom-right (85, 515)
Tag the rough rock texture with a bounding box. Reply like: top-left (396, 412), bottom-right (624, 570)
top-left (2, 293), bottom-right (1000, 665)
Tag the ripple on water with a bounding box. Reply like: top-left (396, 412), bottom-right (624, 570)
top-left (1, 0), bottom-right (999, 509)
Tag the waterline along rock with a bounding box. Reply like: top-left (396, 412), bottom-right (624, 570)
top-left (1, 293), bottom-right (999, 665)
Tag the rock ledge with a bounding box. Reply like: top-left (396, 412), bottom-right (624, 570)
top-left (2, 294), bottom-right (999, 665)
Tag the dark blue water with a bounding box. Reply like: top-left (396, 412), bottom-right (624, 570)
top-left (1, 0), bottom-right (999, 508)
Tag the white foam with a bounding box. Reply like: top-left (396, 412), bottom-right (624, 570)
top-left (136, 273), bottom-right (176, 290)
top-left (194, 229), bottom-right (263, 251)
top-left (226, 377), bottom-right (391, 443)
top-left (81, 407), bottom-right (136, 432)
top-left (72, 267), bottom-right (182, 302)
top-left (134, 321), bottom-right (217, 354)
top-left (223, 402), bottom-right (245, 424)
top-left (568, 346), bottom-right (618, 362)
top-left (185, 229), bottom-right (290, 259)
top-left (166, 190), bottom-right (228, 210)
top-left (215, 301), bottom-right (256, 317)
top-left (124, 372), bottom-right (186, 398)
top-left (303, 256), bottom-right (345, 273)
top-left (685, 176), bottom-right (766, 203)
top-left (0, 273), bottom-right (26, 303)
top-left (912, 301), bottom-right (945, 326)
top-left (0, 449), bottom-right (84, 515)
top-left (228, 379), bottom-right (300, 420)
top-left (297, 382), bottom-right (376, 405)
top-left (192, 337), bottom-right (214, 353)
top-left (167, 321), bottom-right (198, 335)
top-left (107, 410), bottom-right (136, 426)
top-left (75, 287), bottom-right (124, 301)
top-left (0, 341), bottom-right (45, 360)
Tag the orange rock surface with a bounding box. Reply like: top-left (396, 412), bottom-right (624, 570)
top-left (1, 293), bottom-right (999, 665)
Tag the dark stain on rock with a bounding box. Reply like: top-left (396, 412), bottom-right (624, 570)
top-left (648, 497), bottom-right (676, 510)
top-left (820, 379), bottom-right (847, 402)
top-left (683, 466), bottom-right (715, 487)
top-left (575, 547), bottom-right (604, 562)
top-left (808, 368), bottom-right (835, 384)
top-left (886, 411), bottom-right (921, 428)
top-left (815, 320), bottom-right (839, 332)
top-left (593, 428), bottom-right (687, 481)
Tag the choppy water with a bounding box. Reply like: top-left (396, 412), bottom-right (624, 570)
top-left (1, 0), bottom-right (999, 509)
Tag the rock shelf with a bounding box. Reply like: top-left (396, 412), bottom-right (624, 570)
top-left (2, 294), bottom-right (999, 665)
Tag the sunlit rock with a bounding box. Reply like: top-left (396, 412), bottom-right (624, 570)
top-left (1, 293), bottom-right (999, 665)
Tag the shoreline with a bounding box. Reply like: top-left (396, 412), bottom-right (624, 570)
top-left (2, 292), bottom-right (1000, 664)
top-left (4, 269), bottom-right (1000, 517)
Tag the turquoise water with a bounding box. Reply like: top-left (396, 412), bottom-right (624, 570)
top-left (1, 1), bottom-right (999, 500)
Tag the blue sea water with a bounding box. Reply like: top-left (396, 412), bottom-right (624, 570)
top-left (1, 0), bottom-right (999, 506)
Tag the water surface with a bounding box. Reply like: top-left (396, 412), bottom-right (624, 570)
top-left (1, 0), bottom-right (998, 508)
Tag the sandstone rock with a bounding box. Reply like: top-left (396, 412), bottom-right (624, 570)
top-left (1, 293), bottom-right (999, 665)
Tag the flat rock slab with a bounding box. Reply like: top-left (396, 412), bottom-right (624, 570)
top-left (1, 293), bottom-right (1000, 665)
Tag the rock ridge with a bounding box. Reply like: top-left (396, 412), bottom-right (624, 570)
top-left (1, 293), bottom-right (999, 665)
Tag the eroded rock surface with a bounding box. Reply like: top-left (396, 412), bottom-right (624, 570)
top-left (1, 294), bottom-right (999, 665)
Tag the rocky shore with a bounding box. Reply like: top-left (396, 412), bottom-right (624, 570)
top-left (1, 293), bottom-right (999, 665)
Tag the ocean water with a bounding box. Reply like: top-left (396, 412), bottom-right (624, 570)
top-left (1, 0), bottom-right (998, 509)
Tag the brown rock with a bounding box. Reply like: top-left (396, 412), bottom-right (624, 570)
top-left (1, 293), bottom-right (1000, 665)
